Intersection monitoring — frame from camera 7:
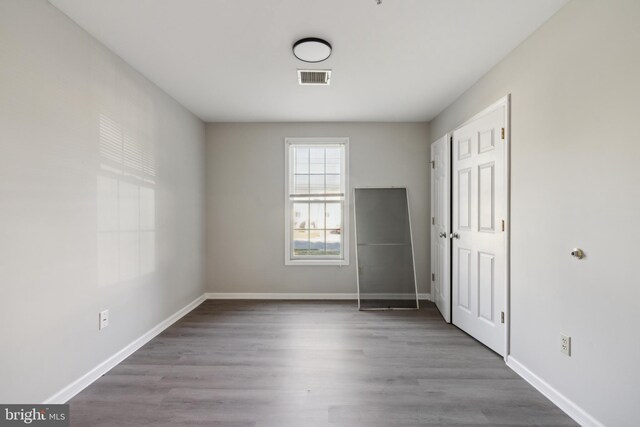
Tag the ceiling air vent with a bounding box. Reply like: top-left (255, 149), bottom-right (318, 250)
top-left (298, 69), bottom-right (331, 85)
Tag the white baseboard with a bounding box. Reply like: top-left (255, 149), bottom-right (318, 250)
top-left (43, 291), bottom-right (433, 404)
top-left (205, 292), bottom-right (431, 301)
top-left (43, 293), bottom-right (206, 404)
top-left (506, 356), bottom-right (603, 427)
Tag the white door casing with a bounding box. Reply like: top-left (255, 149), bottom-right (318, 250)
top-left (452, 101), bottom-right (508, 356)
top-left (431, 135), bottom-right (451, 323)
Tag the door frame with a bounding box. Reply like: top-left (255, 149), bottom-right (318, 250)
top-left (449, 94), bottom-right (511, 360)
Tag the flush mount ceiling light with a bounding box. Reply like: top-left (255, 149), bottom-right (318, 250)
top-left (292, 38), bottom-right (332, 63)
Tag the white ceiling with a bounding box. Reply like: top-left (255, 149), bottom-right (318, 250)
top-left (49, 0), bottom-right (567, 122)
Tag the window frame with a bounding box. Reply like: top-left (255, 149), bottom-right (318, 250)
top-left (284, 137), bottom-right (350, 266)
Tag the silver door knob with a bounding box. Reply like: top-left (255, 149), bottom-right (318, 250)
top-left (450, 233), bottom-right (460, 239)
top-left (439, 232), bottom-right (447, 238)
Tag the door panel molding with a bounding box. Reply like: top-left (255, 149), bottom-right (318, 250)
top-left (430, 134), bottom-right (451, 323)
top-left (450, 95), bottom-right (510, 357)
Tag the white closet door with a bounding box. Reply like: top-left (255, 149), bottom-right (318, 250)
top-left (431, 135), bottom-right (450, 322)
top-left (452, 105), bottom-right (507, 356)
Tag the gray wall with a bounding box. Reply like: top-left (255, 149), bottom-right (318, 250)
top-left (0, 1), bottom-right (206, 403)
top-left (429, 0), bottom-right (640, 424)
top-left (205, 123), bottom-right (430, 296)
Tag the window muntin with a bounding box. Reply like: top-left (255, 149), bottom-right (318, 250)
top-left (285, 138), bottom-right (348, 265)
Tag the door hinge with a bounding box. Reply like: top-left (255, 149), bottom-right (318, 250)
top-left (431, 273), bottom-right (435, 281)
top-left (501, 127), bottom-right (505, 140)
top-left (501, 219), bottom-right (505, 232)
top-left (501, 312), bottom-right (505, 323)
top-left (432, 217), bottom-right (435, 225)
top-left (430, 160), bottom-right (435, 169)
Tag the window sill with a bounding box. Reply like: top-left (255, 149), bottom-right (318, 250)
top-left (285, 259), bottom-right (349, 267)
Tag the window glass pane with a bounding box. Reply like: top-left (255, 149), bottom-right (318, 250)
top-left (326, 230), bottom-right (341, 256)
top-left (294, 174), bottom-right (309, 194)
top-left (309, 148), bottom-right (325, 174)
top-left (309, 203), bottom-right (325, 229)
top-left (293, 230), bottom-right (310, 255)
top-left (325, 148), bottom-right (341, 174)
top-left (293, 203), bottom-right (309, 229)
top-left (288, 141), bottom-right (346, 261)
top-left (309, 175), bottom-right (324, 194)
top-left (326, 203), bottom-right (341, 229)
top-left (325, 174), bottom-right (341, 193)
top-left (294, 147), bottom-right (309, 174)
top-left (310, 229), bottom-right (325, 255)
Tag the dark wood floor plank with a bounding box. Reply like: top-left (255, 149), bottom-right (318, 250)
top-left (69, 300), bottom-right (576, 426)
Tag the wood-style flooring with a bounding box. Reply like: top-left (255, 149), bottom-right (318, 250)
top-left (70, 300), bottom-right (576, 426)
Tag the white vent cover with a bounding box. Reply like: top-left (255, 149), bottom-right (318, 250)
top-left (298, 70), bottom-right (331, 85)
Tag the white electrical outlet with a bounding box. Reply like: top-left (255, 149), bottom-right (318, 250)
top-left (560, 334), bottom-right (571, 356)
top-left (99, 310), bottom-right (109, 330)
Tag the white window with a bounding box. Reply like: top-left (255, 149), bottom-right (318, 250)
top-left (285, 137), bottom-right (349, 266)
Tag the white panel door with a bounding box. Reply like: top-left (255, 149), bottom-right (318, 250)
top-left (452, 105), bottom-right (507, 356)
top-left (431, 135), bottom-right (450, 322)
